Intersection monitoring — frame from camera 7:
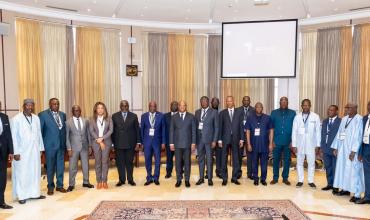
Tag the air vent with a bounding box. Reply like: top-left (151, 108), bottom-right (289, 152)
top-left (45, 5), bottom-right (78, 13)
top-left (349, 6), bottom-right (370, 12)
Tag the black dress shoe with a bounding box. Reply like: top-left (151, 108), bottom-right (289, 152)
top-left (248, 176), bottom-right (254, 180)
top-left (270, 180), bottom-right (278, 185)
top-left (296, 182), bottom-right (303, 188)
top-left (237, 174), bottom-right (242, 179)
top-left (154, 180), bottom-right (160, 185)
top-left (165, 173), bottom-right (172, 179)
top-left (283, 179), bottom-right (291, 186)
top-left (332, 188), bottom-right (339, 195)
top-left (231, 179), bottom-right (241, 185)
top-left (222, 180), bottom-right (227, 186)
top-left (83, 183), bottom-right (94, 188)
top-left (355, 198), bottom-right (370, 204)
top-left (67, 186), bottom-right (74, 192)
top-left (205, 174), bottom-right (208, 179)
top-left (144, 180), bottom-right (153, 186)
top-left (175, 181), bottom-right (182, 187)
top-left (216, 174), bottom-right (223, 179)
top-left (0, 204), bottom-right (13, 209)
top-left (321, 185), bottom-right (333, 191)
top-left (208, 180), bottom-right (213, 186)
top-left (261, 180), bottom-right (267, 186)
top-left (185, 181), bottom-right (191, 187)
top-left (116, 181), bottom-right (125, 187)
top-left (254, 180), bottom-right (259, 186)
top-left (308, 183), bottom-right (317, 188)
top-left (18, 200), bottom-right (26, 204)
top-left (128, 181), bottom-right (136, 186)
top-left (350, 196), bottom-right (361, 203)
top-left (36, 195), bottom-right (46, 199)
top-left (196, 179), bottom-right (204, 185)
top-left (338, 190), bottom-right (350, 196)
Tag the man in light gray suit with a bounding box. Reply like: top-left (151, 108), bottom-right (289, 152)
top-left (170, 100), bottom-right (196, 188)
top-left (195, 96), bottom-right (219, 186)
top-left (66, 105), bottom-right (94, 192)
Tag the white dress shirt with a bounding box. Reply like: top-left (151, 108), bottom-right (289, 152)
top-left (73, 116), bottom-right (83, 130)
top-left (97, 115), bottom-right (105, 137)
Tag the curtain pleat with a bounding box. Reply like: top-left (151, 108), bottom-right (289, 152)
top-left (193, 35), bottom-right (208, 109)
top-left (65, 26), bottom-right (75, 117)
top-left (359, 24), bottom-right (370, 115)
top-left (15, 19), bottom-right (44, 113)
top-left (207, 35), bottom-right (221, 99)
top-left (141, 33), bottom-right (150, 112)
top-left (349, 26), bottom-right (361, 106)
top-left (220, 79), bottom-right (249, 109)
top-left (75, 27), bottom-right (104, 117)
top-left (41, 23), bottom-right (67, 112)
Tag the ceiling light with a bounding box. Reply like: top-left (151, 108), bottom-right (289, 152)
top-left (144, 6), bottom-right (148, 9)
top-left (306, 13), bottom-right (311, 18)
top-left (254, 0), bottom-right (269, 6)
top-left (333, 8), bottom-right (338, 11)
top-left (112, 13), bottom-right (116, 18)
top-left (87, 8), bottom-right (91, 12)
top-left (93, 0), bottom-right (97, 4)
top-left (209, 18), bottom-right (213, 24)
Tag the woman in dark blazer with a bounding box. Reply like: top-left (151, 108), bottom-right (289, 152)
top-left (89, 102), bottom-right (113, 189)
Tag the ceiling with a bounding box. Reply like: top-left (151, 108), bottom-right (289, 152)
top-left (3, 0), bottom-right (370, 23)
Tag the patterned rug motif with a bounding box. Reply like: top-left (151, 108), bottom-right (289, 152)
top-left (87, 200), bottom-right (310, 220)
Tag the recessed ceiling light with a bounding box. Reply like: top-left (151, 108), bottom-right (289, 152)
top-left (306, 13), bottom-right (311, 18)
top-left (87, 8), bottom-right (91, 12)
top-left (331, 0), bottom-right (335, 2)
top-left (144, 6), bottom-right (148, 9)
top-left (93, 0), bottom-right (97, 4)
top-left (112, 13), bottom-right (116, 18)
top-left (34, 0), bottom-right (38, 3)
top-left (209, 18), bottom-right (213, 24)
top-left (333, 8), bottom-right (338, 11)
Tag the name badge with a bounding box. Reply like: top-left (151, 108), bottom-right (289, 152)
top-left (243, 120), bottom-right (246, 125)
top-left (255, 128), bottom-right (261, 136)
top-left (339, 132), bottom-right (346, 140)
top-left (298, 127), bottom-right (305, 135)
top-left (198, 122), bottom-right (203, 130)
top-left (149, 128), bottom-right (155, 136)
top-left (363, 135), bottom-right (369, 144)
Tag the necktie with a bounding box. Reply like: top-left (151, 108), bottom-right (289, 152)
top-left (229, 109), bottom-right (233, 122)
top-left (76, 118), bottom-right (82, 131)
top-left (54, 112), bottom-right (62, 129)
top-left (201, 109), bottom-right (206, 121)
top-left (150, 113), bottom-right (155, 127)
top-left (123, 113), bottom-right (127, 122)
top-left (0, 117), bottom-right (3, 135)
top-left (329, 118), bottom-right (333, 126)
top-left (180, 113), bottom-right (184, 120)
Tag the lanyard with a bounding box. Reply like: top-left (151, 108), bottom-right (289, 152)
top-left (345, 117), bottom-right (354, 129)
top-left (150, 113), bottom-right (156, 128)
top-left (201, 108), bottom-right (208, 121)
top-left (302, 112), bottom-right (310, 124)
top-left (98, 118), bottom-right (104, 127)
top-left (24, 113), bottom-right (32, 126)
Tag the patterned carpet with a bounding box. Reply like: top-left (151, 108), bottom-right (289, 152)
top-left (87, 200), bottom-right (310, 220)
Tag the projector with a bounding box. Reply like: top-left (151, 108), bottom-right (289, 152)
top-left (254, 0), bottom-right (270, 6)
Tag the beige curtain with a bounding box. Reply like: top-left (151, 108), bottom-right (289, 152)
top-left (15, 19), bottom-right (44, 113)
top-left (359, 24), bottom-right (370, 115)
top-left (220, 79), bottom-right (249, 109)
top-left (299, 31), bottom-right (317, 112)
top-left (41, 23), bottom-right (67, 113)
top-left (141, 33), bottom-right (150, 112)
top-left (248, 79), bottom-right (275, 114)
top-left (75, 27), bottom-right (104, 117)
top-left (349, 26), bottom-right (361, 106)
top-left (102, 30), bottom-right (121, 115)
top-left (208, 35), bottom-right (221, 99)
top-left (168, 34), bottom-right (195, 112)
top-left (193, 35), bottom-right (208, 110)
top-left (65, 26), bottom-right (75, 117)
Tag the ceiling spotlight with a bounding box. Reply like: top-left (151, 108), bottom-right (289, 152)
top-left (254, 0), bottom-right (269, 6)
top-left (87, 8), bottom-right (91, 12)
top-left (306, 13), bottom-right (311, 18)
top-left (93, 0), bottom-right (97, 4)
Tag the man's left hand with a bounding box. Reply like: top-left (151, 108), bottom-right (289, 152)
top-left (191, 144), bottom-right (196, 151)
top-left (135, 144), bottom-right (141, 151)
top-left (239, 140), bottom-right (244, 148)
top-left (8, 154), bottom-right (13, 162)
top-left (349, 151), bottom-right (356, 161)
top-left (161, 144), bottom-right (165, 151)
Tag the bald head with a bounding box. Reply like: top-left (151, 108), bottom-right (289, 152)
top-left (255, 102), bottom-right (263, 114)
top-left (344, 103), bottom-right (357, 117)
top-left (226, 96), bottom-right (234, 108)
top-left (148, 101), bottom-right (157, 113)
top-left (178, 100), bottom-right (187, 113)
top-left (279, 96), bottom-right (289, 109)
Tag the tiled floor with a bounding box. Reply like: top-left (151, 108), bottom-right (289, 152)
top-left (1, 159), bottom-right (369, 220)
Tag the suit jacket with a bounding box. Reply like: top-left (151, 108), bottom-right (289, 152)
top-left (320, 116), bottom-right (341, 155)
top-left (39, 109), bottom-right (66, 150)
top-left (89, 116), bottom-right (113, 149)
top-left (359, 115), bottom-right (370, 157)
top-left (112, 111), bottom-right (141, 149)
top-left (218, 108), bottom-right (245, 145)
top-left (164, 112), bottom-right (175, 146)
top-left (236, 105), bottom-right (255, 129)
top-left (140, 111), bottom-right (166, 148)
top-left (66, 117), bottom-right (91, 151)
top-left (0, 113), bottom-right (13, 159)
top-left (195, 108), bottom-right (219, 144)
top-left (169, 112), bottom-right (196, 148)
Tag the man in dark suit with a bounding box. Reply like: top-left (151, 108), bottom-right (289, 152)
top-left (141, 101), bottom-right (166, 186)
top-left (195, 96), bottom-right (219, 186)
top-left (170, 100), bottom-right (196, 188)
top-left (39, 98), bottom-right (67, 195)
top-left (0, 101), bottom-right (13, 209)
top-left (357, 101), bottom-right (370, 204)
top-left (112, 100), bottom-right (141, 186)
top-left (236, 96), bottom-right (255, 180)
top-left (211, 97), bottom-right (222, 179)
top-left (320, 105), bottom-right (341, 193)
top-left (218, 96), bottom-right (245, 185)
top-left (164, 101), bottom-right (178, 178)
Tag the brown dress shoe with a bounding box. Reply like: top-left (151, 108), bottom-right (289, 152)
top-left (97, 182), bottom-right (102, 189)
top-left (103, 182), bottom-right (108, 189)
top-left (270, 180), bottom-right (278, 185)
top-left (56, 187), bottom-right (67, 193)
top-left (47, 189), bottom-right (54, 195)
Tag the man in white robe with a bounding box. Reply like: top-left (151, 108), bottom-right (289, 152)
top-left (332, 103), bottom-right (364, 203)
top-left (11, 99), bottom-right (46, 204)
top-left (292, 99), bottom-right (321, 188)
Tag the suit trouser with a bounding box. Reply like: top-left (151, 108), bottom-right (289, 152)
top-left (197, 142), bottom-right (213, 180)
top-left (144, 143), bottom-right (161, 181)
top-left (237, 145), bottom-right (244, 176)
top-left (252, 151), bottom-right (269, 181)
top-left (92, 145), bottom-right (110, 183)
top-left (363, 145), bottom-right (370, 200)
top-left (116, 148), bottom-right (135, 182)
top-left (322, 153), bottom-right (336, 187)
top-left (215, 145), bottom-right (222, 175)
top-left (272, 145), bottom-right (291, 181)
top-left (246, 149), bottom-right (253, 178)
top-left (297, 152), bottom-right (315, 183)
top-left (221, 143), bottom-right (240, 181)
top-left (0, 159), bottom-right (7, 204)
top-left (165, 144), bottom-right (175, 175)
top-left (175, 148), bottom-right (191, 182)
top-left (45, 147), bottom-right (65, 189)
top-left (69, 148), bottom-right (89, 186)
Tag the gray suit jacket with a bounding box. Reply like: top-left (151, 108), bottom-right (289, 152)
top-left (89, 117), bottom-right (113, 148)
top-left (169, 112), bottom-right (196, 149)
top-left (66, 117), bottom-right (91, 151)
top-left (195, 108), bottom-right (219, 144)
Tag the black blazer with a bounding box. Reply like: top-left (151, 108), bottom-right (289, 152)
top-left (164, 112), bottom-right (173, 146)
top-left (218, 108), bottom-right (245, 145)
top-left (0, 113), bottom-right (13, 160)
top-left (112, 111), bottom-right (141, 149)
top-left (169, 112), bottom-right (196, 149)
top-left (320, 117), bottom-right (341, 155)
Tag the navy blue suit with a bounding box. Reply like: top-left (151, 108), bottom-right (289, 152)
top-left (141, 112), bottom-right (166, 181)
top-left (164, 112), bottom-right (175, 175)
top-left (320, 116), bottom-right (341, 187)
top-left (39, 109), bottom-right (66, 190)
top-left (359, 115), bottom-right (370, 200)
